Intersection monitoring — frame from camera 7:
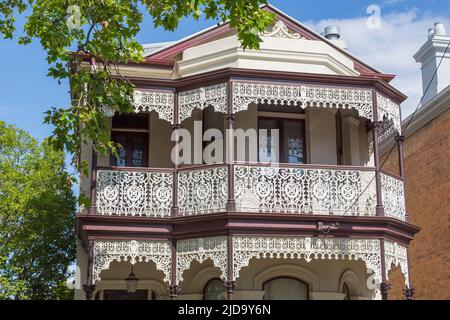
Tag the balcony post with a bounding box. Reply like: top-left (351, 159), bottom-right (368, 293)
top-left (171, 123), bottom-right (181, 217)
top-left (395, 135), bottom-right (405, 178)
top-left (226, 235), bottom-right (235, 300)
top-left (171, 91), bottom-right (180, 217)
top-left (372, 91), bottom-right (385, 217)
top-left (226, 81), bottom-right (236, 212)
top-left (380, 239), bottom-right (390, 300)
top-left (89, 150), bottom-right (97, 215)
top-left (168, 238), bottom-right (179, 300)
top-left (83, 239), bottom-right (96, 300)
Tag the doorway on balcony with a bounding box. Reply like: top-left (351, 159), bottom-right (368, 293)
top-left (110, 113), bottom-right (149, 167)
top-left (258, 106), bottom-right (306, 164)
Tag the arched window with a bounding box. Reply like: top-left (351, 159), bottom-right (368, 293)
top-left (203, 278), bottom-right (226, 300)
top-left (263, 277), bottom-right (308, 300)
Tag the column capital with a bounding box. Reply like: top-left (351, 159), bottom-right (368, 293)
top-left (171, 123), bottom-right (182, 130)
top-left (168, 285), bottom-right (180, 300)
top-left (369, 121), bottom-right (383, 131)
top-left (83, 284), bottom-right (96, 300)
top-left (226, 114), bottom-right (237, 121)
top-left (395, 135), bottom-right (405, 144)
top-left (380, 282), bottom-right (391, 300)
top-left (403, 287), bottom-right (415, 300)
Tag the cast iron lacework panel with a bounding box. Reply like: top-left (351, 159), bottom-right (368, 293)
top-left (376, 92), bottom-right (402, 143)
top-left (176, 237), bottom-right (228, 284)
top-left (133, 90), bottom-right (175, 124)
top-left (234, 166), bottom-right (376, 216)
top-left (93, 240), bottom-right (172, 283)
top-left (178, 166), bottom-right (228, 216)
top-left (381, 173), bottom-right (406, 221)
top-left (232, 237), bottom-right (382, 294)
top-left (232, 81), bottom-right (374, 120)
top-left (96, 170), bottom-right (173, 217)
top-left (384, 241), bottom-right (409, 287)
top-left (178, 83), bottom-right (228, 122)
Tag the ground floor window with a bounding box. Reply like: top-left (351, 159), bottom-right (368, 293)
top-left (203, 278), bottom-right (226, 300)
top-left (263, 277), bottom-right (309, 300)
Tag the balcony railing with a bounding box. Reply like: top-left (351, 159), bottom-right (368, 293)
top-left (178, 165), bottom-right (228, 216)
top-left (235, 164), bottom-right (377, 216)
top-left (381, 171), bottom-right (406, 221)
top-left (93, 164), bottom-right (406, 221)
top-left (96, 168), bottom-right (173, 217)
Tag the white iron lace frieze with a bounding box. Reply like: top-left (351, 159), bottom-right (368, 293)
top-left (384, 241), bottom-right (409, 287)
top-left (235, 166), bottom-right (376, 216)
top-left (133, 90), bottom-right (175, 124)
top-left (376, 92), bottom-right (401, 143)
top-left (381, 173), bottom-right (406, 221)
top-left (176, 237), bottom-right (228, 284)
top-left (232, 81), bottom-right (373, 120)
top-left (263, 20), bottom-right (302, 39)
top-left (178, 83), bottom-right (228, 122)
top-left (96, 170), bottom-right (173, 217)
top-left (232, 237), bottom-right (382, 286)
top-left (178, 166), bottom-right (228, 216)
top-left (93, 240), bottom-right (172, 283)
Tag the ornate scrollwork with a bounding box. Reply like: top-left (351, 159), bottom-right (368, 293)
top-left (178, 166), bottom-right (228, 216)
top-left (381, 173), bottom-right (406, 221)
top-left (376, 93), bottom-right (402, 143)
top-left (93, 240), bottom-right (172, 283)
top-left (232, 237), bottom-right (382, 289)
top-left (232, 81), bottom-right (373, 120)
top-left (176, 237), bottom-right (228, 284)
top-left (178, 83), bottom-right (228, 122)
top-left (235, 166), bottom-right (376, 216)
top-left (96, 170), bottom-right (173, 217)
top-left (263, 20), bottom-right (302, 39)
top-left (133, 90), bottom-right (175, 124)
top-left (384, 241), bottom-right (409, 287)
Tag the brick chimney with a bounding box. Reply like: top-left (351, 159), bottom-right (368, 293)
top-left (414, 22), bottom-right (450, 105)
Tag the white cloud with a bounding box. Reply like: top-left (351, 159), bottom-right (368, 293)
top-left (305, 10), bottom-right (450, 117)
top-left (0, 105), bottom-right (14, 115)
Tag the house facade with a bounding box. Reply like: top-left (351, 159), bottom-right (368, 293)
top-left (74, 5), bottom-right (419, 300)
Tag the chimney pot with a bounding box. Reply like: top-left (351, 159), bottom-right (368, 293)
top-left (434, 22), bottom-right (446, 36)
top-left (324, 25), bottom-right (341, 40)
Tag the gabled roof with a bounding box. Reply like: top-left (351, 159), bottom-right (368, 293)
top-left (145, 4), bottom-right (395, 82)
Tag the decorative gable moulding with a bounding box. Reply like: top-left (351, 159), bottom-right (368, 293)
top-left (263, 20), bottom-right (303, 39)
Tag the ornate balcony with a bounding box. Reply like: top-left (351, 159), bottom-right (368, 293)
top-left (93, 163), bottom-right (406, 221)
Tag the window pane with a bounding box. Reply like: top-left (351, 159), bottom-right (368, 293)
top-left (114, 136), bottom-right (127, 167)
top-left (263, 278), bottom-right (308, 300)
top-left (204, 279), bottom-right (226, 300)
top-left (283, 120), bottom-right (305, 164)
top-left (259, 118), bottom-right (279, 163)
top-left (131, 137), bottom-right (144, 167)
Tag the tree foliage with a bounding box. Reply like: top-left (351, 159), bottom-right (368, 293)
top-left (0, 0), bottom-right (274, 185)
top-left (0, 121), bottom-right (77, 300)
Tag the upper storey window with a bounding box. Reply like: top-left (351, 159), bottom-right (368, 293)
top-left (110, 113), bottom-right (149, 168)
top-left (258, 104), bottom-right (307, 164)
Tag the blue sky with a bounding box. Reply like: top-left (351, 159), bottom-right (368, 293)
top-left (0, 0), bottom-right (449, 141)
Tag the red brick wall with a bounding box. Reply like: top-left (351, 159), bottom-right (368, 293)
top-left (382, 108), bottom-right (450, 300)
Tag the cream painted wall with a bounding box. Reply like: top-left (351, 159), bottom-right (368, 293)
top-left (74, 239), bottom-right (87, 300)
top-left (178, 35), bottom-right (359, 77)
top-left (307, 108), bottom-right (338, 165)
top-left (149, 113), bottom-right (173, 168)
